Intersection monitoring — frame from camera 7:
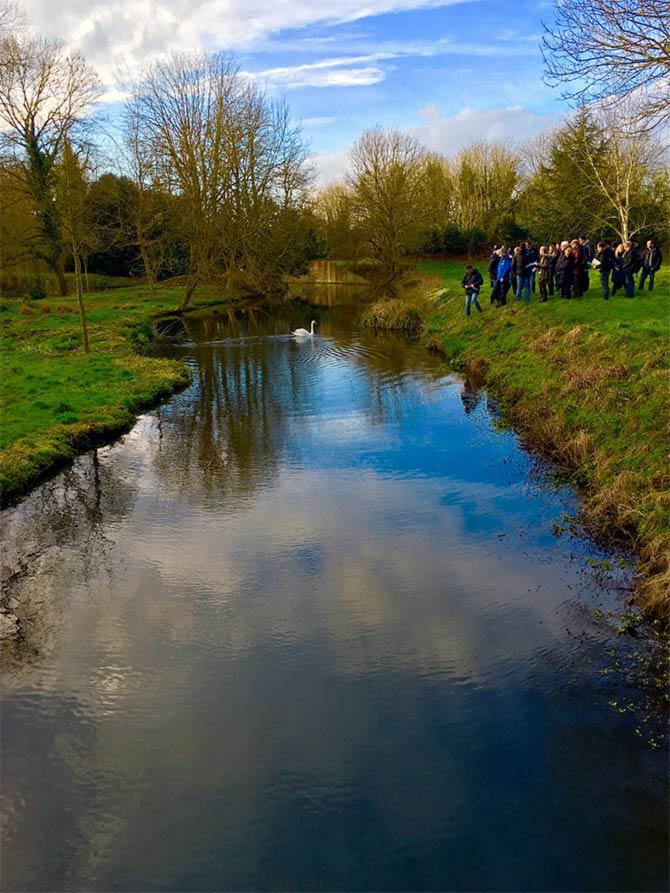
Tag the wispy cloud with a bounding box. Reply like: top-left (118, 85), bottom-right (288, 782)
top-left (256, 53), bottom-right (392, 88)
top-left (302, 116), bottom-right (338, 126)
top-left (252, 39), bottom-right (524, 90)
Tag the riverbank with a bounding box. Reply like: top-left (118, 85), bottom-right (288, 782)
top-left (415, 260), bottom-right (669, 620)
top-left (0, 284), bottom-right (234, 505)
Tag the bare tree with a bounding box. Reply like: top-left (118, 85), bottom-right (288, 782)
top-left (315, 182), bottom-right (363, 259)
top-left (0, 35), bottom-right (100, 294)
top-left (348, 127), bottom-right (429, 289)
top-left (124, 97), bottom-right (175, 293)
top-left (126, 51), bottom-right (310, 309)
top-left (57, 137), bottom-right (91, 350)
top-left (542, 0), bottom-right (670, 130)
top-left (0, 1), bottom-right (25, 37)
top-left (450, 141), bottom-right (519, 241)
top-left (573, 104), bottom-right (666, 241)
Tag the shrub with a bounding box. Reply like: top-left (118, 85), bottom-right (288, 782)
top-left (25, 275), bottom-right (47, 301)
top-left (360, 298), bottom-right (424, 335)
top-left (125, 321), bottom-right (154, 352)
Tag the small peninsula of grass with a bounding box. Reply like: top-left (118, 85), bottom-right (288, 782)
top-left (417, 259), bottom-right (669, 620)
top-left (0, 283), bottom-right (233, 505)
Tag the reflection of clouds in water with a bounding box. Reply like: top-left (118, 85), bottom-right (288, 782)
top-left (4, 435), bottom-right (568, 704)
top-left (2, 314), bottom-right (660, 893)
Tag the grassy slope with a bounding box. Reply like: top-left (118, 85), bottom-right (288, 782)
top-left (0, 284), bottom-right (231, 504)
top-left (417, 259), bottom-right (670, 618)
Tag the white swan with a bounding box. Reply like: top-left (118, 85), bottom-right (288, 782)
top-left (292, 320), bottom-right (317, 337)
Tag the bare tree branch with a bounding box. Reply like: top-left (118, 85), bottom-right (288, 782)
top-left (542, 0), bottom-right (670, 131)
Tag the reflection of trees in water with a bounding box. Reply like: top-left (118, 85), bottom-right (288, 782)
top-left (460, 378), bottom-right (483, 415)
top-left (1, 450), bottom-right (138, 671)
top-left (153, 308), bottom-right (455, 501)
top-left (152, 325), bottom-right (315, 501)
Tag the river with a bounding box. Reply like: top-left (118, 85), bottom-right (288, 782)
top-left (1, 299), bottom-right (667, 891)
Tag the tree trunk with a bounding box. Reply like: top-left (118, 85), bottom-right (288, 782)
top-left (55, 261), bottom-right (68, 296)
top-left (73, 250), bottom-right (90, 353)
top-left (180, 279), bottom-right (198, 311)
top-left (139, 244), bottom-right (156, 296)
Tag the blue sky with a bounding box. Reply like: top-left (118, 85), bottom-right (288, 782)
top-left (24, 0), bottom-right (565, 181)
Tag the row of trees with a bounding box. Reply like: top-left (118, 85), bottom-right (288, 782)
top-left (318, 137), bottom-right (521, 272)
top-left (0, 11), bottom-right (319, 352)
top-left (315, 107), bottom-right (668, 283)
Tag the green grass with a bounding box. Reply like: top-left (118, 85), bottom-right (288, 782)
top-left (0, 282), bottom-right (234, 503)
top-left (360, 298), bottom-right (425, 334)
top-left (417, 258), bottom-right (670, 619)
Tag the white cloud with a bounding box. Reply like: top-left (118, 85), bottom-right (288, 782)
top-left (310, 103), bottom-right (563, 186)
top-left (408, 104), bottom-right (561, 154)
top-left (22, 0), bottom-right (478, 84)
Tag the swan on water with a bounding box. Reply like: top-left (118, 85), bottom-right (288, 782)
top-left (292, 320), bottom-right (317, 337)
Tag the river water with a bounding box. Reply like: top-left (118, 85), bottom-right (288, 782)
top-left (1, 301), bottom-right (667, 891)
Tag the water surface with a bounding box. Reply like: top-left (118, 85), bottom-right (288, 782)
top-left (1, 303), bottom-right (667, 891)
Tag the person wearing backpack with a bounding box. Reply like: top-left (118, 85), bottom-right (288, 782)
top-left (461, 264), bottom-right (484, 316)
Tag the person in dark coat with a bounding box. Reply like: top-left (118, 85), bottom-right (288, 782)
top-left (555, 246), bottom-right (574, 298)
top-left (639, 240), bottom-right (663, 292)
top-left (537, 246), bottom-right (552, 302)
top-left (513, 245), bottom-right (530, 302)
top-left (611, 244), bottom-right (625, 296)
top-left (594, 241), bottom-right (615, 299)
top-left (548, 245), bottom-right (558, 296)
top-left (525, 240), bottom-right (539, 292)
top-left (488, 250), bottom-right (500, 291)
top-left (622, 241), bottom-right (642, 297)
top-left (579, 235), bottom-right (595, 263)
top-left (461, 265), bottom-right (484, 316)
top-left (570, 239), bottom-right (586, 296)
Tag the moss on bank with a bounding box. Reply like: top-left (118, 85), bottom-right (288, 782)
top-left (418, 260), bottom-right (670, 620)
top-left (0, 283), bottom-right (233, 505)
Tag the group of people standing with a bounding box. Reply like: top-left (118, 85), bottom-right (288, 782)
top-left (471, 238), bottom-right (663, 312)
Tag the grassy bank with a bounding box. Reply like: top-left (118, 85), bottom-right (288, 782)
top-left (416, 260), bottom-right (669, 620)
top-left (0, 283), bottom-right (233, 505)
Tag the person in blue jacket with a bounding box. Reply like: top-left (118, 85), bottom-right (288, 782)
top-left (492, 248), bottom-right (512, 306)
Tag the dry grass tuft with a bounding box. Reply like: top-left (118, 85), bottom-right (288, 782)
top-left (425, 335), bottom-right (445, 354)
top-left (565, 324), bottom-right (587, 342)
top-left (561, 363), bottom-right (628, 390)
top-left (532, 328), bottom-right (559, 353)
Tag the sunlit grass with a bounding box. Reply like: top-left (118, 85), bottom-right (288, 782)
top-left (0, 282), bottom-right (232, 502)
